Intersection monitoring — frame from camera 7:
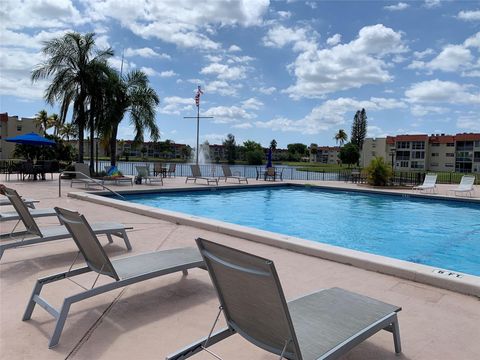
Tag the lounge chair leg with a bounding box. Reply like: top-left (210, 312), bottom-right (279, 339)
top-left (121, 230), bottom-right (132, 250)
top-left (182, 269), bottom-right (188, 276)
top-left (391, 316), bottom-right (402, 354)
top-left (49, 299), bottom-right (72, 348)
top-left (106, 233), bottom-right (114, 243)
top-left (22, 280), bottom-right (44, 320)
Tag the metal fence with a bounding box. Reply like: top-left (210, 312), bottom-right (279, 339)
top-left (95, 160), bottom-right (480, 185)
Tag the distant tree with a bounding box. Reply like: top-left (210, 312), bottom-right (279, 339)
top-left (334, 129), bottom-right (348, 146)
top-left (287, 143), bottom-right (307, 156)
top-left (351, 108), bottom-right (367, 150)
top-left (34, 110), bottom-right (52, 135)
top-left (223, 133), bottom-right (237, 164)
top-left (270, 139), bottom-right (277, 150)
top-left (59, 122), bottom-right (78, 141)
top-left (243, 140), bottom-right (262, 152)
top-left (181, 145), bottom-right (192, 160)
top-left (246, 149), bottom-right (264, 165)
top-left (339, 142), bottom-right (360, 167)
top-left (309, 143), bottom-right (318, 155)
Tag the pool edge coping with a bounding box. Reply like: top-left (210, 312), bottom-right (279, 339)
top-left (68, 187), bottom-right (480, 298)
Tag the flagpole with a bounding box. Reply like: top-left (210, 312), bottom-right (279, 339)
top-left (196, 100), bottom-right (200, 165)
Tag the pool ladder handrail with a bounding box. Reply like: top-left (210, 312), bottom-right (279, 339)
top-left (58, 171), bottom-right (125, 200)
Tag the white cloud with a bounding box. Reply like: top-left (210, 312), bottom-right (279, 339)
top-left (457, 10), bottom-right (480, 22)
top-left (413, 48), bottom-right (434, 59)
top-left (410, 105), bottom-right (448, 117)
top-left (367, 125), bottom-right (388, 138)
top-left (285, 24), bottom-right (408, 99)
top-left (384, 2), bottom-right (410, 11)
top-left (262, 25), bottom-right (315, 52)
top-left (405, 80), bottom-right (480, 105)
top-left (277, 11), bottom-right (291, 20)
top-left (200, 63), bottom-right (247, 81)
top-left (158, 96), bottom-right (195, 115)
top-left (255, 97), bottom-right (406, 134)
top-left (326, 34), bottom-right (342, 46)
top-left (124, 47), bottom-right (171, 59)
top-left (83, 0), bottom-right (270, 50)
top-left (233, 122), bottom-right (253, 129)
top-left (205, 80), bottom-right (240, 96)
top-left (241, 98), bottom-right (263, 110)
top-left (256, 86), bottom-right (276, 95)
top-left (457, 115), bottom-right (480, 131)
top-left (228, 45), bottom-right (242, 52)
top-left (159, 70), bottom-right (177, 78)
top-left (424, 0), bottom-right (441, 8)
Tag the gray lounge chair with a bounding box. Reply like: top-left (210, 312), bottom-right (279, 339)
top-left (185, 165), bottom-right (218, 185)
top-left (1, 188), bottom-right (57, 223)
top-left (166, 163), bottom-right (176, 177)
top-left (0, 196), bottom-right (38, 209)
top-left (167, 238), bottom-right (402, 360)
top-left (219, 165), bottom-right (248, 184)
top-left (135, 165), bottom-right (163, 185)
top-left (0, 188), bottom-right (132, 260)
top-left (23, 207), bottom-right (204, 348)
top-left (70, 162), bottom-right (103, 188)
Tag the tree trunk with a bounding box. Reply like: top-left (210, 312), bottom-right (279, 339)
top-left (76, 94), bottom-right (86, 163)
top-left (110, 125), bottom-right (118, 166)
top-left (89, 122), bottom-right (95, 174)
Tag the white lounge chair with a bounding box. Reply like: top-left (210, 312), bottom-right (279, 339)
top-left (448, 175), bottom-right (476, 197)
top-left (413, 173), bottom-right (437, 193)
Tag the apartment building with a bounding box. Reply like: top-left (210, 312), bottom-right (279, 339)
top-left (0, 113), bottom-right (41, 159)
top-left (361, 133), bottom-right (480, 173)
top-left (310, 146), bottom-right (340, 164)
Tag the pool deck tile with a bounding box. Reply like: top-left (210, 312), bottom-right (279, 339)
top-left (1, 175), bottom-right (479, 360)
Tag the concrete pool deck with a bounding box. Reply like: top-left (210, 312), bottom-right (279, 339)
top-left (1, 175), bottom-right (479, 359)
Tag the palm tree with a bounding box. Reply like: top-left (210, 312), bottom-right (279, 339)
top-left (31, 32), bottom-right (113, 163)
top-left (59, 122), bottom-right (78, 141)
top-left (49, 113), bottom-right (61, 136)
top-left (334, 129), bottom-right (348, 146)
top-left (101, 69), bottom-right (160, 166)
top-left (34, 110), bottom-right (51, 135)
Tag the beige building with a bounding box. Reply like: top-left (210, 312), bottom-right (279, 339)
top-left (310, 146), bottom-right (340, 164)
top-left (361, 133), bottom-right (480, 173)
top-left (0, 113), bottom-right (41, 160)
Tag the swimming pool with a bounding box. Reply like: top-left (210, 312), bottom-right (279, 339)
top-left (123, 186), bottom-right (480, 276)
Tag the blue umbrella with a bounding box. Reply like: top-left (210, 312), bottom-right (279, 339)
top-left (5, 132), bottom-right (56, 146)
top-left (266, 148), bottom-right (273, 168)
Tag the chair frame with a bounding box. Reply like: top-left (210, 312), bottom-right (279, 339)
top-left (167, 238), bottom-right (402, 360)
top-left (23, 207), bottom-right (205, 348)
top-left (185, 165), bottom-right (218, 185)
top-left (447, 175), bottom-right (476, 197)
top-left (219, 165), bottom-right (248, 184)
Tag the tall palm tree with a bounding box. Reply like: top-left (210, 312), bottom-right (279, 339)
top-left (31, 32), bottom-right (113, 163)
top-left (59, 122), bottom-right (78, 141)
top-left (49, 113), bottom-right (61, 136)
top-left (334, 129), bottom-right (348, 146)
top-left (34, 109), bottom-right (51, 135)
top-left (101, 69), bottom-right (160, 166)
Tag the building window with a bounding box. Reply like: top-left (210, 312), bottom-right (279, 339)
top-left (411, 161), bottom-right (424, 169)
top-left (474, 152), bottom-right (480, 163)
top-left (431, 153), bottom-right (439, 157)
top-left (17, 125), bottom-right (22, 131)
top-left (396, 151), bottom-right (410, 160)
top-left (411, 151), bottom-right (425, 159)
top-left (445, 163), bottom-right (454, 168)
top-left (397, 141), bottom-right (410, 149)
top-left (430, 162), bottom-right (439, 167)
top-left (400, 161), bottom-right (409, 168)
top-left (446, 143), bottom-right (454, 147)
top-left (474, 141), bottom-right (480, 148)
top-left (412, 141), bottom-right (425, 150)
top-left (371, 151), bottom-right (376, 156)
top-left (446, 153), bottom-right (454, 157)
top-left (431, 143), bottom-right (440, 147)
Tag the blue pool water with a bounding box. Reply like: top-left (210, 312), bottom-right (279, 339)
top-left (123, 186), bottom-right (480, 276)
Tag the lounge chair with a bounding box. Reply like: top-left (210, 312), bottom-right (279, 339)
top-left (153, 162), bottom-right (166, 177)
top-left (264, 166), bottom-right (277, 181)
top-left (413, 173), bottom-right (437, 193)
top-left (167, 238), bottom-right (402, 360)
top-left (448, 175), bottom-right (476, 197)
top-left (70, 163), bottom-right (102, 188)
top-left (219, 165), bottom-right (248, 184)
top-left (102, 166), bottom-right (133, 186)
top-left (135, 165), bottom-right (163, 185)
top-left (23, 207), bottom-right (204, 348)
top-left (1, 187), bottom-right (57, 223)
top-left (166, 163), bottom-right (176, 177)
top-left (0, 188), bottom-right (132, 260)
top-left (185, 165), bottom-right (218, 185)
top-left (0, 196), bottom-right (38, 209)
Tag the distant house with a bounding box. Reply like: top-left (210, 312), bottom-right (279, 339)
top-left (310, 146), bottom-right (340, 164)
top-left (0, 113), bottom-right (42, 159)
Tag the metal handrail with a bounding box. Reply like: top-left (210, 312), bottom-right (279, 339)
top-left (58, 171), bottom-right (125, 199)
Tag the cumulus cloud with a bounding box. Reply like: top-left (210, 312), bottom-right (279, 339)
top-left (200, 63), bottom-right (247, 81)
top-left (424, 0), bottom-right (441, 8)
top-left (326, 34), bottom-right (342, 46)
top-left (82, 0), bottom-right (270, 50)
top-left (124, 47), bottom-right (171, 59)
top-left (255, 97), bottom-right (406, 134)
top-left (262, 25), bottom-right (315, 52)
top-left (158, 96), bottom-right (195, 115)
top-left (457, 115), bottom-right (480, 131)
top-left (384, 2), bottom-right (410, 11)
top-left (203, 97), bottom-right (263, 123)
top-left (255, 86), bottom-right (276, 95)
top-left (457, 10), bottom-right (480, 21)
top-left (405, 80), bottom-right (480, 105)
top-left (228, 45), bottom-right (242, 52)
top-left (284, 24), bottom-right (408, 99)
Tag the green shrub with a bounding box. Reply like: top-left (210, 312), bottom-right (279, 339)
top-left (366, 157), bottom-right (392, 186)
top-left (246, 149), bottom-right (264, 165)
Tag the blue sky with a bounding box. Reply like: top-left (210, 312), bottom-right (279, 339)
top-left (1, 0), bottom-right (479, 148)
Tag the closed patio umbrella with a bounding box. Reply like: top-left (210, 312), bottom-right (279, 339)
top-left (266, 148), bottom-right (273, 168)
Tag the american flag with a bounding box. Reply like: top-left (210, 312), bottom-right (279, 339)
top-left (194, 85), bottom-right (203, 107)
